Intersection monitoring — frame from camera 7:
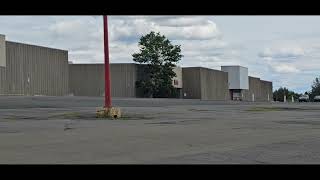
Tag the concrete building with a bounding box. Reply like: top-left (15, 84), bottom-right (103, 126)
top-left (221, 66), bottom-right (249, 100)
top-left (0, 34), bottom-right (69, 96)
top-left (0, 34), bottom-right (272, 101)
top-left (69, 62), bottom-right (273, 101)
top-left (182, 67), bottom-right (229, 100)
top-left (217, 66), bottom-right (273, 102)
top-left (182, 66), bottom-right (272, 102)
top-left (69, 63), bottom-right (272, 101)
top-left (69, 63), bottom-right (183, 98)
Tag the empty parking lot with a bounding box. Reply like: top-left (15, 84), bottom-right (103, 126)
top-left (1, 96), bottom-right (320, 164)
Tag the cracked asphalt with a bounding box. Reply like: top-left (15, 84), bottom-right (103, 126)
top-left (1, 96), bottom-right (320, 164)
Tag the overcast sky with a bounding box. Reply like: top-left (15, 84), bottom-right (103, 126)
top-left (0, 15), bottom-right (319, 93)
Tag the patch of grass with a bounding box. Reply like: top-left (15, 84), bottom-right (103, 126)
top-left (275, 120), bottom-right (320, 125)
top-left (247, 107), bottom-right (302, 112)
top-left (49, 112), bottom-right (86, 119)
top-left (189, 109), bottom-right (217, 112)
top-left (4, 112), bottom-right (158, 121)
top-left (4, 115), bottom-right (40, 120)
top-left (146, 121), bottom-right (177, 125)
top-left (120, 115), bottom-right (155, 120)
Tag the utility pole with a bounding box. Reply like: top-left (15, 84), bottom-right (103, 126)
top-left (97, 15), bottom-right (121, 118)
top-left (103, 15), bottom-right (111, 108)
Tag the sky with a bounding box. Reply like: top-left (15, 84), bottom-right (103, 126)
top-left (0, 15), bottom-right (319, 93)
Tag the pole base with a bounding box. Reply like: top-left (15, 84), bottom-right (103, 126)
top-left (97, 107), bottom-right (121, 119)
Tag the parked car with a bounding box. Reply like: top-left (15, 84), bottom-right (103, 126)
top-left (299, 95), bottom-right (309, 102)
top-left (314, 95), bottom-right (320, 102)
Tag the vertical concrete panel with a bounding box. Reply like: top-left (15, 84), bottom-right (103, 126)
top-left (69, 63), bottom-right (137, 97)
top-left (182, 67), bottom-right (201, 99)
top-left (243, 76), bottom-right (262, 101)
top-left (0, 67), bottom-right (5, 94)
top-left (260, 80), bottom-right (273, 101)
top-left (199, 67), bottom-right (229, 100)
top-left (0, 34), bottom-right (6, 67)
top-left (110, 64), bottom-right (137, 97)
top-left (5, 41), bottom-right (68, 96)
top-left (0, 35), bottom-right (6, 94)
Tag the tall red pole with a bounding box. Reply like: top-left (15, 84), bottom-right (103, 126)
top-left (103, 15), bottom-right (112, 108)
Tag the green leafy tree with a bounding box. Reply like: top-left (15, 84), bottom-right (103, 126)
top-left (133, 31), bottom-right (183, 98)
top-left (310, 77), bottom-right (320, 99)
top-left (273, 87), bottom-right (300, 102)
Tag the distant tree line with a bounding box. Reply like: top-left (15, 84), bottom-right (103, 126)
top-left (273, 87), bottom-right (300, 102)
top-left (273, 76), bottom-right (320, 101)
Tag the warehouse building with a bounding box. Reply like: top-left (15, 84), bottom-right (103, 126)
top-left (181, 66), bottom-right (273, 101)
top-left (69, 63), bottom-right (183, 98)
top-left (0, 34), bottom-right (272, 101)
top-left (68, 63), bottom-right (272, 101)
top-left (0, 34), bottom-right (69, 96)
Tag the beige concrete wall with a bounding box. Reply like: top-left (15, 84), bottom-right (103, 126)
top-left (182, 67), bottom-right (201, 99)
top-left (0, 35), bottom-right (5, 67)
top-left (242, 77), bottom-right (272, 102)
top-left (182, 67), bottom-right (229, 100)
top-left (69, 63), bottom-right (137, 97)
top-left (260, 80), bottom-right (273, 101)
top-left (110, 63), bottom-right (137, 97)
top-left (69, 64), bottom-right (104, 96)
top-left (0, 67), bottom-right (5, 94)
top-left (5, 41), bottom-right (69, 96)
top-left (0, 35), bottom-right (6, 94)
top-left (200, 67), bottom-right (229, 100)
top-left (243, 76), bottom-right (261, 101)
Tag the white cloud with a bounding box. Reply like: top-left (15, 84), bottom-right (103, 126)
top-left (109, 41), bottom-right (139, 62)
top-left (271, 63), bottom-right (300, 73)
top-left (49, 20), bottom-right (84, 35)
top-left (109, 16), bottom-right (221, 41)
top-left (155, 17), bottom-right (211, 27)
top-left (106, 16), bottom-right (232, 68)
top-left (154, 21), bottom-right (220, 40)
top-left (0, 16), bottom-right (231, 66)
top-left (4, 15), bottom-right (320, 93)
top-left (259, 45), bottom-right (305, 59)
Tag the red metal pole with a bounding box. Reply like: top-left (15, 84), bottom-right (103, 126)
top-left (103, 15), bottom-right (112, 108)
